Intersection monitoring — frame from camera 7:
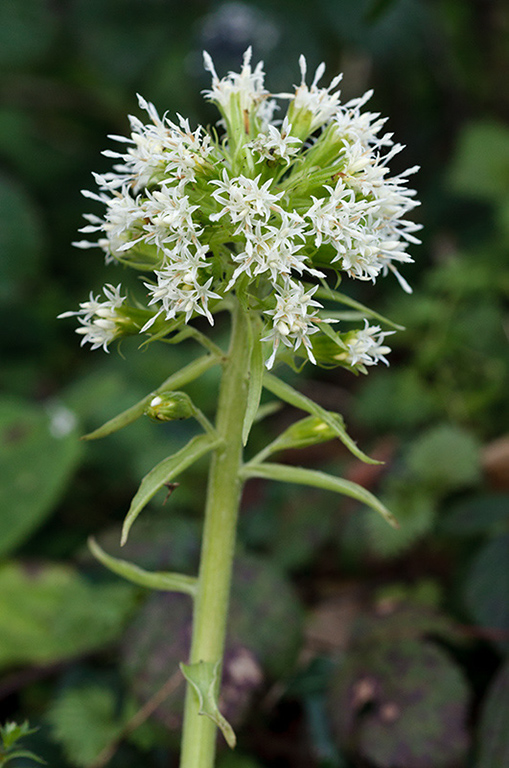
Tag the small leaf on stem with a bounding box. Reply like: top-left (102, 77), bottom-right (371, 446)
top-left (88, 537), bottom-right (197, 597)
top-left (263, 373), bottom-right (382, 464)
top-left (180, 661), bottom-right (237, 748)
top-left (242, 462), bottom-right (398, 528)
top-left (122, 433), bottom-right (222, 545)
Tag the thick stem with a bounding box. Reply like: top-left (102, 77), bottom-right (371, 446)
top-left (179, 301), bottom-right (250, 768)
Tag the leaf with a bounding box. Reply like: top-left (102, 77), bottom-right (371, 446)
top-left (363, 484), bottom-right (437, 559)
top-left (330, 640), bottom-right (470, 768)
top-left (314, 286), bottom-right (405, 330)
top-left (46, 683), bottom-right (134, 768)
top-left (122, 433), bottom-right (221, 545)
top-left (440, 494), bottom-right (509, 536)
top-left (0, 397), bottom-right (82, 558)
top-left (263, 374), bottom-right (381, 464)
top-left (242, 319), bottom-right (264, 446)
top-left (407, 424), bottom-right (481, 493)
top-left (180, 661), bottom-right (236, 748)
top-left (0, 562), bottom-right (136, 669)
top-left (475, 657), bottom-right (509, 768)
top-left (2, 748), bottom-right (45, 765)
top-left (463, 533), bottom-right (509, 651)
top-left (88, 536), bottom-right (197, 597)
top-left (242, 462), bottom-right (397, 528)
top-left (83, 354), bottom-right (218, 440)
top-left (120, 554), bottom-right (302, 729)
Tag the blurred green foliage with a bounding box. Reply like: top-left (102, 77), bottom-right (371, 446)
top-left (1, 0), bottom-right (509, 766)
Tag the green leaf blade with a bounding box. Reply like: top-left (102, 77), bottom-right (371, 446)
top-left (180, 661), bottom-right (236, 748)
top-left (83, 354), bottom-right (218, 440)
top-left (0, 562), bottom-right (136, 670)
top-left (242, 327), bottom-right (264, 446)
top-left (242, 462), bottom-right (397, 528)
top-left (88, 537), bottom-right (197, 597)
top-left (122, 433), bottom-right (221, 545)
top-left (314, 285), bottom-right (405, 330)
top-left (0, 397), bottom-right (82, 558)
top-left (263, 374), bottom-right (381, 465)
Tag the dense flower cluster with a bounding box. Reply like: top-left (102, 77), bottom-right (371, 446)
top-left (61, 49), bottom-right (420, 371)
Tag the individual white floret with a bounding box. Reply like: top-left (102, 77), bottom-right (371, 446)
top-left (202, 47), bottom-right (268, 113)
top-left (345, 320), bottom-right (394, 367)
top-left (248, 118), bottom-right (302, 165)
top-left (209, 170), bottom-right (284, 228)
top-left (227, 213), bottom-right (323, 288)
top-left (102, 97), bottom-right (214, 191)
top-left (139, 186), bottom-right (202, 250)
top-left (75, 186), bottom-right (146, 262)
top-left (263, 281), bottom-right (328, 368)
top-left (57, 284), bottom-right (126, 352)
top-left (143, 267), bottom-right (220, 329)
top-left (287, 55), bottom-right (343, 132)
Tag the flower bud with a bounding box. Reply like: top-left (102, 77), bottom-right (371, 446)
top-left (145, 391), bottom-right (194, 422)
top-left (279, 415), bottom-right (338, 449)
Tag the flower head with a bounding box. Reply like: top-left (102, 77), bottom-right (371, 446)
top-left (61, 50), bottom-right (420, 371)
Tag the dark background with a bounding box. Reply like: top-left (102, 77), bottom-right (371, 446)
top-left (1, 1), bottom-right (509, 767)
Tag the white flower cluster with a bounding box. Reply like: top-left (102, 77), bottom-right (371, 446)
top-left (63, 49), bottom-right (421, 371)
top-left (58, 284), bottom-right (126, 352)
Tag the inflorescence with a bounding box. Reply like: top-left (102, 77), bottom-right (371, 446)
top-left (60, 49), bottom-right (421, 372)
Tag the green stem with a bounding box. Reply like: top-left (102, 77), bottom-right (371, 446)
top-left (179, 300), bottom-right (250, 768)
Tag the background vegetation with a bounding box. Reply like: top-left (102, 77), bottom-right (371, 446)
top-left (1, 1), bottom-right (509, 766)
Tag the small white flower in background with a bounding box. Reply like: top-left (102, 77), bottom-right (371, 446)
top-left (45, 401), bottom-right (78, 438)
top-left (61, 49), bottom-right (421, 371)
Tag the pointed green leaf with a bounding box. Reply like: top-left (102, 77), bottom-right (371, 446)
top-left (180, 661), bottom-right (236, 748)
top-left (82, 398), bottom-right (148, 441)
top-left (263, 373), bottom-right (381, 464)
top-left (122, 434), bottom-right (221, 545)
top-left (83, 355), bottom-right (218, 440)
top-left (242, 462), bottom-right (398, 528)
top-left (3, 749), bottom-right (46, 765)
top-left (88, 537), bottom-right (197, 597)
top-left (314, 286), bottom-right (405, 330)
top-left (319, 320), bottom-right (346, 348)
top-left (242, 320), bottom-right (264, 446)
